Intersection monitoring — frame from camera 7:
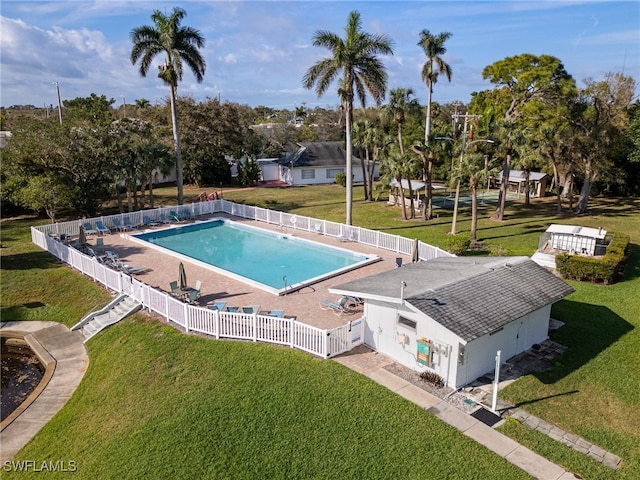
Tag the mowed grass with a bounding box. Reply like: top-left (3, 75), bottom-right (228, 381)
top-left (8, 320), bottom-right (529, 479)
top-left (2, 184), bottom-right (639, 478)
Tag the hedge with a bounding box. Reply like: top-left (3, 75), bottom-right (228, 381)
top-left (556, 231), bottom-right (630, 284)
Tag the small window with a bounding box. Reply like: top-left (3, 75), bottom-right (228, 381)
top-left (398, 315), bottom-right (417, 330)
top-left (326, 168), bottom-right (344, 179)
top-left (301, 169), bottom-right (315, 180)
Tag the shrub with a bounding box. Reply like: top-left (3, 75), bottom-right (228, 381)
top-left (556, 231), bottom-right (630, 284)
top-left (334, 172), bottom-right (346, 187)
top-left (419, 370), bottom-right (444, 388)
top-left (445, 234), bottom-right (470, 255)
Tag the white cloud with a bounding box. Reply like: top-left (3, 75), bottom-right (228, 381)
top-left (221, 53), bottom-right (237, 64)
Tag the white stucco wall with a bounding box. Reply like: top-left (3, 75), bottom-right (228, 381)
top-left (284, 165), bottom-right (378, 186)
top-left (364, 300), bottom-right (462, 388)
top-left (456, 305), bottom-right (552, 388)
top-left (365, 301), bottom-right (553, 389)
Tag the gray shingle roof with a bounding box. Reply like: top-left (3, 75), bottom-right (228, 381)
top-left (277, 142), bottom-right (361, 167)
top-left (331, 256), bottom-right (574, 342)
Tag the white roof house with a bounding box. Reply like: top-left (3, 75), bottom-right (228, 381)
top-left (329, 256), bottom-right (574, 388)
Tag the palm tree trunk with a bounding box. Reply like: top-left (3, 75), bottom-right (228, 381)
top-left (450, 177), bottom-right (462, 235)
top-left (398, 180), bottom-right (407, 220)
top-left (547, 146), bottom-right (562, 213)
top-left (345, 100), bottom-right (353, 225)
top-left (360, 148), bottom-right (369, 200)
top-left (169, 83), bottom-right (184, 205)
top-left (524, 166), bottom-right (530, 207)
top-left (576, 156), bottom-right (593, 214)
top-left (424, 83), bottom-right (433, 144)
top-left (492, 149), bottom-right (511, 221)
top-left (148, 174), bottom-right (155, 209)
top-left (470, 179), bottom-right (478, 243)
top-left (407, 179), bottom-right (415, 219)
top-left (368, 148), bottom-right (376, 201)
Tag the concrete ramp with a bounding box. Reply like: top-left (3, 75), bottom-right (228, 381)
top-left (71, 294), bottom-right (141, 342)
top-left (531, 251), bottom-right (556, 270)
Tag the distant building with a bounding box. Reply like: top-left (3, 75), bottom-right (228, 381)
top-left (498, 169), bottom-right (549, 197)
top-left (264, 142), bottom-right (378, 186)
top-left (0, 131), bottom-right (12, 148)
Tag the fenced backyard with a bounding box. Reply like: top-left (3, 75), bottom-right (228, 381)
top-left (31, 199), bottom-right (451, 358)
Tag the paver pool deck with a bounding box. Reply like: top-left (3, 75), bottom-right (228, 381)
top-left (92, 214), bottom-right (407, 330)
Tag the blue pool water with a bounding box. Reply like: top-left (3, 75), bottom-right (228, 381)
top-left (132, 219), bottom-right (377, 294)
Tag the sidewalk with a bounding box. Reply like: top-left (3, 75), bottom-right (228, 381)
top-left (0, 321), bottom-right (89, 463)
top-left (334, 347), bottom-right (580, 480)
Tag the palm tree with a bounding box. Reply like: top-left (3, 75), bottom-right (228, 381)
top-left (418, 30), bottom-right (452, 144)
top-left (418, 30), bottom-right (452, 219)
top-left (135, 98), bottom-right (151, 109)
top-left (303, 10), bottom-right (394, 225)
top-left (454, 151), bottom-right (497, 244)
top-left (130, 7), bottom-right (206, 205)
top-left (352, 119), bottom-right (373, 200)
top-left (383, 87), bottom-right (420, 155)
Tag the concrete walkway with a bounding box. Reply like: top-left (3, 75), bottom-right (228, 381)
top-left (0, 321), bottom-right (89, 463)
top-left (334, 347), bottom-right (580, 480)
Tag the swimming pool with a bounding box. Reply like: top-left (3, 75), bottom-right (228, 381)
top-left (130, 218), bottom-right (379, 295)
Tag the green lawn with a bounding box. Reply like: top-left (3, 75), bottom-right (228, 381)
top-left (2, 185), bottom-right (639, 478)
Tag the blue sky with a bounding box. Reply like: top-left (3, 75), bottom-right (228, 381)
top-left (1, 1), bottom-right (638, 110)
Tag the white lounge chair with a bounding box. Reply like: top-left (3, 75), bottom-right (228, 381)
top-left (320, 297), bottom-right (352, 315)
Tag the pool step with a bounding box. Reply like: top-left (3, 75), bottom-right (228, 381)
top-left (71, 294), bottom-right (141, 342)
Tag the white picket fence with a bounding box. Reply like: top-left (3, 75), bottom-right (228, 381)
top-left (31, 199), bottom-right (452, 358)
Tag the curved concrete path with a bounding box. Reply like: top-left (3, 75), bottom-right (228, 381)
top-left (1, 321), bottom-right (88, 463)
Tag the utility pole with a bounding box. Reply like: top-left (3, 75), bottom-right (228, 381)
top-left (450, 112), bottom-right (482, 235)
top-left (53, 82), bottom-right (63, 125)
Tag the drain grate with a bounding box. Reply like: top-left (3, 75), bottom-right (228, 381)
top-left (471, 407), bottom-right (502, 427)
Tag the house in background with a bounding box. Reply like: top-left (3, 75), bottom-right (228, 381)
top-left (498, 170), bottom-right (549, 198)
top-left (262, 141), bottom-right (378, 186)
top-left (329, 256), bottom-right (574, 389)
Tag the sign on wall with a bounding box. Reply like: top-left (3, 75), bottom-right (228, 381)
top-left (417, 339), bottom-right (433, 367)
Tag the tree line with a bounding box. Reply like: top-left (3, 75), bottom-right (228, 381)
top-left (1, 7), bottom-right (638, 228)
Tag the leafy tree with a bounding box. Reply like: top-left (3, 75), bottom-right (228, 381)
top-left (14, 174), bottom-right (74, 223)
top-left (177, 98), bottom-right (250, 186)
top-left (566, 73), bottom-right (636, 213)
top-left (303, 10), bottom-right (394, 225)
top-left (238, 159), bottom-right (261, 187)
top-left (480, 54), bottom-right (576, 220)
top-left (2, 114), bottom-right (112, 216)
top-left (130, 7), bottom-right (206, 205)
top-left (64, 94), bottom-right (115, 125)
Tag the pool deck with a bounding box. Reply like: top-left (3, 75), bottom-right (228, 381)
top-left (91, 214), bottom-right (410, 330)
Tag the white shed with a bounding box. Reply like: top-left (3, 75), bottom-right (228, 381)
top-left (330, 256), bottom-right (574, 388)
top-left (544, 224), bottom-right (607, 256)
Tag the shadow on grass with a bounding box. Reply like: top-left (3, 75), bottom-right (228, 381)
top-left (535, 300), bottom-right (633, 385)
top-left (0, 251), bottom-right (63, 271)
top-left (512, 390), bottom-right (580, 408)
